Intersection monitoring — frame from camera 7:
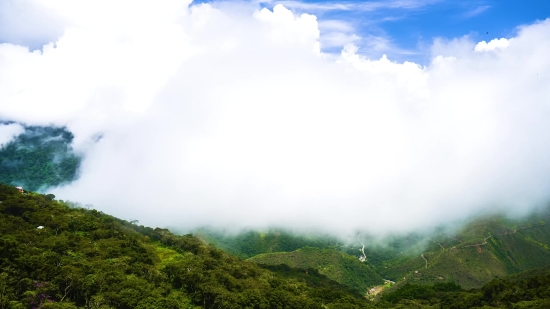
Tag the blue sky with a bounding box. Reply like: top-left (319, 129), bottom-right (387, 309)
top-left (1, 0), bottom-right (548, 63)
top-left (195, 0), bottom-right (550, 62)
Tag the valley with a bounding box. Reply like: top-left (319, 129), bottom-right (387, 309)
top-left (198, 208), bottom-right (550, 293)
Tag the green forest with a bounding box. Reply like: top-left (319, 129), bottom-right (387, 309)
top-left (0, 124), bottom-right (81, 192)
top-left (202, 211), bottom-right (550, 291)
top-left (2, 183), bottom-right (550, 308)
top-left (0, 183), bottom-right (373, 309)
top-left (249, 247), bottom-right (383, 293)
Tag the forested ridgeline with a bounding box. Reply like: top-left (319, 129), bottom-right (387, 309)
top-left (194, 228), bottom-right (342, 260)
top-left (0, 183), bottom-right (373, 309)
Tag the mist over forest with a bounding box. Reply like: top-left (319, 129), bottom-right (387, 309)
top-left (2, 2), bottom-right (550, 308)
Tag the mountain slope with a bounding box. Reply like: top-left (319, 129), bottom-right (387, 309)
top-left (195, 228), bottom-right (342, 259)
top-left (3, 128), bottom-right (550, 294)
top-left (203, 212), bottom-right (550, 291)
top-left (0, 183), bottom-right (374, 309)
top-left (378, 265), bottom-right (550, 308)
top-left (248, 247), bottom-right (384, 293)
top-left (372, 213), bottom-right (550, 288)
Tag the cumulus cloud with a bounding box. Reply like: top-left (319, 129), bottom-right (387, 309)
top-left (0, 123), bottom-right (24, 146)
top-left (0, 0), bottom-right (68, 48)
top-left (1, 0), bottom-right (550, 236)
top-left (475, 38), bottom-right (511, 52)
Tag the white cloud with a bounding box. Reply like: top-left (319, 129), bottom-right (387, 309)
top-left (321, 32), bottom-right (361, 49)
top-left (462, 5), bottom-right (491, 18)
top-left (475, 38), bottom-right (511, 52)
top-left (0, 0), bottom-right (68, 48)
top-left (271, 0), bottom-right (441, 13)
top-left (0, 123), bottom-right (24, 146)
top-left (0, 1), bottom-right (549, 237)
top-left (318, 20), bottom-right (354, 32)
top-left (431, 35), bottom-right (476, 58)
top-left (317, 20), bottom-right (359, 49)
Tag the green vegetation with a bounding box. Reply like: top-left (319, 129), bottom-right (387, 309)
top-left (377, 266), bottom-right (550, 308)
top-left (7, 180), bottom-right (549, 308)
top-left (0, 182), bottom-right (375, 308)
top-left (0, 125), bottom-right (81, 192)
top-left (249, 247), bottom-right (384, 293)
top-left (374, 213), bottom-right (550, 289)
top-left (202, 212), bottom-right (550, 292)
top-left (195, 228), bottom-right (341, 259)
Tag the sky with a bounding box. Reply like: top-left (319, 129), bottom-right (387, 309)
top-left (242, 0), bottom-right (550, 61)
top-left (0, 0), bottom-right (549, 236)
top-left (3, 0), bottom-right (550, 60)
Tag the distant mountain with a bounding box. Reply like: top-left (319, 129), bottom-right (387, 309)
top-left (373, 211), bottom-right (550, 289)
top-left (195, 228), bottom-right (342, 259)
top-left (0, 124), bottom-right (81, 191)
top-left (201, 210), bottom-right (550, 292)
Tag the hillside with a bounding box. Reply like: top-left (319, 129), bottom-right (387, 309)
top-left (202, 211), bottom-right (550, 291)
top-left (3, 179), bottom-right (549, 309)
top-left (0, 183), bottom-right (374, 309)
top-left (377, 265), bottom-right (550, 308)
top-left (248, 247), bottom-right (384, 293)
top-left (195, 228), bottom-right (342, 259)
top-left (3, 131), bottom-right (550, 295)
top-left (368, 212), bottom-right (550, 288)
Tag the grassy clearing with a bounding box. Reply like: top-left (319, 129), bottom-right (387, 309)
top-left (154, 244), bottom-right (187, 268)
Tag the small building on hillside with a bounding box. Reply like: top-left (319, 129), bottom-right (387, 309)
top-left (16, 186), bottom-right (24, 193)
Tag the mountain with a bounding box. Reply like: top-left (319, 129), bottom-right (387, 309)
top-left (248, 247), bottom-right (384, 294)
top-left (377, 265), bottom-right (550, 308)
top-left (3, 182), bottom-right (550, 308)
top-left (0, 124), bottom-right (81, 192)
top-left (3, 129), bottom-right (550, 299)
top-left (200, 210), bottom-right (550, 292)
top-left (195, 228), bottom-right (342, 259)
top-left (0, 182), bottom-right (373, 309)
top-left (370, 212), bottom-right (550, 289)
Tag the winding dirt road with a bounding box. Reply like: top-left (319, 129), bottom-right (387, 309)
top-left (421, 254), bottom-right (428, 268)
top-left (460, 226), bottom-right (531, 249)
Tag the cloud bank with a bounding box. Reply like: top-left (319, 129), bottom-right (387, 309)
top-left (0, 123), bottom-right (24, 146)
top-left (1, 0), bottom-right (549, 235)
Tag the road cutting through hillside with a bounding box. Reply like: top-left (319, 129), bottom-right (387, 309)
top-left (460, 226), bottom-right (533, 249)
top-left (357, 235), bottom-right (367, 262)
top-left (421, 254), bottom-right (428, 268)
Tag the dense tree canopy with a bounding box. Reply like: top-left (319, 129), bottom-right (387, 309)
top-left (0, 125), bottom-right (81, 192)
top-left (0, 183), bottom-right (373, 309)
